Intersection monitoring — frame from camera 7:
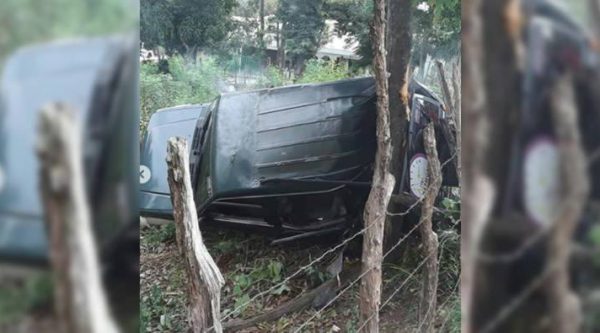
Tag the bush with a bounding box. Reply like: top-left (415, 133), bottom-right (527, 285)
top-left (296, 59), bottom-right (350, 84)
top-left (140, 56), bottom-right (221, 134)
top-left (257, 65), bottom-right (287, 88)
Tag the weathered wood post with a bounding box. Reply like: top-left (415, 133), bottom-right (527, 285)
top-left (166, 137), bottom-right (224, 333)
top-left (37, 102), bottom-right (119, 333)
top-left (546, 75), bottom-right (588, 333)
top-left (359, 0), bottom-right (396, 331)
top-left (418, 123), bottom-right (443, 333)
top-left (435, 60), bottom-right (459, 175)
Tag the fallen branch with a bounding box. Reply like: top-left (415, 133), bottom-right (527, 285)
top-left (222, 265), bottom-right (361, 332)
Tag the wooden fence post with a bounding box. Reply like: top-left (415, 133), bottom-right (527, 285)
top-left (546, 74), bottom-right (588, 333)
top-left (418, 123), bottom-right (443, 333)
top-left (359, 0), bottom-right (396, 331)
top-left (166, 137), bottom-right (224, 333)
top-left (37, 102), bottom-right (119, 333)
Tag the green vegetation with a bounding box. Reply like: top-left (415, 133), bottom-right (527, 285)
top-left (0, 0), bottom-right (135, 64)
top-left (141, 0), bottom-right (237, 58)
top-left (276, 0), bottom-right (326, 70)
top-left (296, 59), bottom-right (351, 84)
top-left (0, 272), bottom-right (53, 325)
top-left (140, 56), bottom-right (221, 134)
top-left (140, 55), bottom-right (361, 133)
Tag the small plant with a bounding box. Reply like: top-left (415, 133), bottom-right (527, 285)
top-left (140, 55), bottom-right (221, 134)
top-left (259, 65), bottom-right (287, 88)
top-left (145, 223), bottom-right (176, 245)
top-left (0, 272), bottom-right (53, 325)
top-left (296, 59), bottom-right (351, 84)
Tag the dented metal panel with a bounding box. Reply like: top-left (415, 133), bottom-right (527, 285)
top-left (192, 77), bottom-right (377, 211)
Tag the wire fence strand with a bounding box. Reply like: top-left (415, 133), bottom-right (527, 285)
top-left (217, 151), bottom-right (458, 327)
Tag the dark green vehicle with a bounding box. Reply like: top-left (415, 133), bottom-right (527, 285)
top-left (140, 76), bottom-right (456, 242)
top-left (140, 104), bottom-right (210, 219)
top-left (188, 77), bottom-right (457, 242)
top-left (0, 37), bottom-right (139, 265)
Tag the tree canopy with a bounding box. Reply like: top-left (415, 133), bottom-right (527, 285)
top-left (276, 0), bottom-right (326, 71)
top-left (141, 0), bottom-right (236, 58)
top-left (0, 0), bottom-right (134, 63)
top-left (325, 0), bottom-right (460, 66)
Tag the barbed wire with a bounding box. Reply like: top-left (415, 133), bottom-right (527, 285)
top-left (437, 278), bottom-right (461, 333)
top-left (414, 232), bottom-right (457, 333)
top-left (478, 258), bottom-right (560, 333)
top-left (293, 250), bottom-right (437, 333)
top-left (475, 224), bottom-right (551, 264)
top-left (356, 233), bottom-right (456, 332)
top-left (217, 148), bottom-right (457, 326)
top-left (289, 149), bottom-right (457, 331)
top-left (293, 217), bottom-right (457, 331)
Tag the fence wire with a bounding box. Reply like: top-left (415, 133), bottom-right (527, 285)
top-left (216, 144), bottom-right (458, 330)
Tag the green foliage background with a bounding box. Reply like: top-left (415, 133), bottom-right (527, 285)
top-left (0, 0), bottom-right (135, 65)
top-left (140, 57), bottom-right (221, 134)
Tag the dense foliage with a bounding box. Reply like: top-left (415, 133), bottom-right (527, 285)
top-left (140, 56), bottom-right (221, 134)
top-left (0, 0), bottom-right (134, 63)
top-left (412, 0), bottom-right (461, 61)
top-left (324, 0), bottom-right (373, 66)
top-left (325, 0), bottom-right (461, 66)
top-left (295, 59), bottom-right (350, 84)
top-left (141, 0), bottom-right (237, 58)
top-left (276, 0), bottom-right (326, 71)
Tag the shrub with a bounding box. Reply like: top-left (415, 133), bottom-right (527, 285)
top-left (296, 59), bottom-right (350, 84)
top-left (140, 56), bottom-right (221, 134)
top-left (258, 65), bottom-right (287, 88)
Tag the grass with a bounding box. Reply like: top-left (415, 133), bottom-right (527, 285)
top-left (0, 271), bottom-right (53, 327)
top-left (140, 220), bottom-right (461, 333)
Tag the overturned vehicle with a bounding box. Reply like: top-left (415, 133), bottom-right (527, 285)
top-left (0, 37), bottom-right (139, 264)
top-left (140, 77), bottom-right (457, 242)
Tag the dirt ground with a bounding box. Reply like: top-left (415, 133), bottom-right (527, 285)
top-left (140, 222), bottom-right (460, 332)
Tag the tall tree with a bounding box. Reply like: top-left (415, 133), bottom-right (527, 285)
top-left (324, 0), bottom-right (373, 66)
top-left (412, 0), bottom-right (461, 65)
top-left (276, 0), bottom-right (326, 73)
top-left (140, 0), bottom-right (174, 57)
top-left (140, 0), bottom-right (236, 59)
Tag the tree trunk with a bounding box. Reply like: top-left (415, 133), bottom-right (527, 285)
top-left (451, 61), bottom-right (462, 181)
top-left (546, 74), bottom-right (588, 333)
top-left (359, 0), bottom-right (396, 331)
top-left (259, 0), bottom-right (265, 51)
top-left (461, 0), bottom-right (489, 332)
top-left (383, 0), bottom-right (411, 262)
top-left (418, 123), bottom-right (443, 333)
top-left (166, 138), bottom-right (224, 333)
top-left (435, 60), bottom-right (459, 175)
top-left (37, 103), bottom-right (119, 333)
top-left (277, 23), bottom-right (286, 69)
